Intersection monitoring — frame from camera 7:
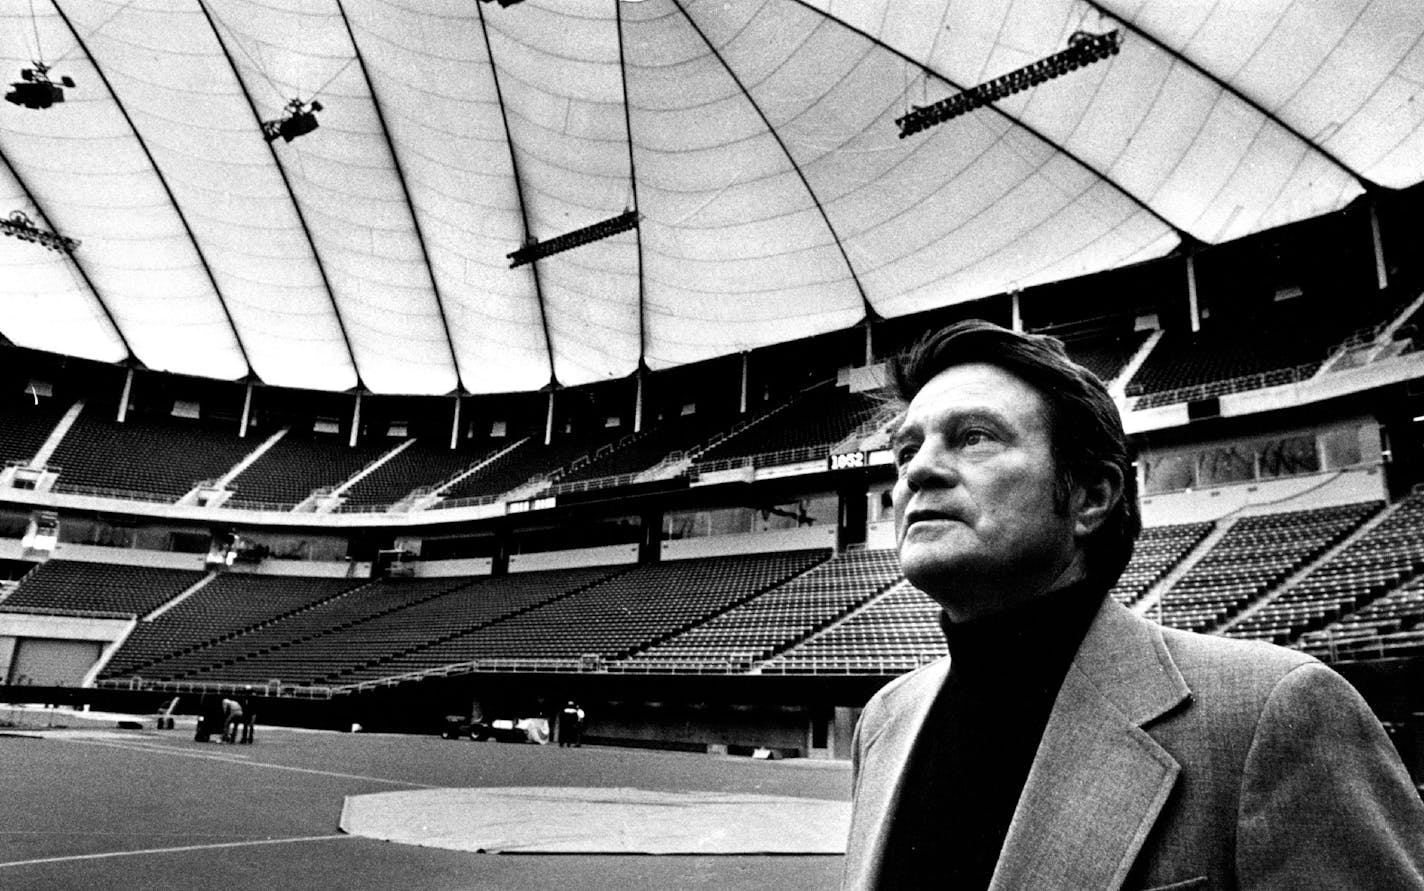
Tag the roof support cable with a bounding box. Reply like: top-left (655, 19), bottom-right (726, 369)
top-left (476, 0), bottom-right (557, 388)
top-left (195, 0), bottom-right (362, 388)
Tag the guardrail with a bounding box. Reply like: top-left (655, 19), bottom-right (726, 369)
top-left (691, 444), bottom-right (831, 476)
top-left (336, 657), bottom-right (595, 692)
top-left (0, 605), bottom-right (134, 620)
top-left (1128, 362), bottom-right (1319, 409)
top-left (49, 483), bottom-right (178, 504)
top-left (94, 677), bottom-right (335, 700)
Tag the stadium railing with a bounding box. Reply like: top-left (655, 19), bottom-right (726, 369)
top-left (94, 676), bottom-right (335, 700)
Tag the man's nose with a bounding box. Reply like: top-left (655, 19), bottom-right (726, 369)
top-left (901, 439), bottom-right (954, 491)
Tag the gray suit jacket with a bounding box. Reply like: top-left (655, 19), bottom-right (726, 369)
top-left (843, 597), bottom-right (1424, 890)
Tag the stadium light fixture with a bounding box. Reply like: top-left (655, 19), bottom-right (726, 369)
top-left (896, 29), bottom-right (1121, 139)
top-left (262, 98), bottom-right (324, 144)
top-left (1, 210), bottom-right (80, 253)
top-left (508, 209), bottom-right (640, 268)
top-left (4, 62), bottom-right (75, 110)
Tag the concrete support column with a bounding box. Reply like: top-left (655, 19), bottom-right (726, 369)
top-left (239, 382), bottom-right (253, 438)
top-left (1010, 290), bottom-right (1023, 333)
top-left (1186, 254), bottom-right (1201, 333)
top-left (739, 353), bottom-right (749, 415)
top-left (545, 390), bottom-right (556, 446)
top-left (450, 394), bottom-right (462, 450)
top-left (117, 367), bottom-right (134, 423)
top-left (634, 369), bottom-right (645, 434)
top-left (1371, 199), bottom-right (1389, 290)
top-left (350, 392), bottom-right (362, 448)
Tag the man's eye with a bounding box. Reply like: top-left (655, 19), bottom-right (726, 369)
top-left (962, 429), bottom-right (991, 447)
top-left (896, 444), bottom-right (918, 466)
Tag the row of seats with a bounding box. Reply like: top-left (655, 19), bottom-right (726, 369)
top-left (1255, 492), bottom-right (1424, 649)
top-left (0, 400), bottom-right (65, 466)
top-left (617, 548), bottom-right (903, 671)
top-left (101, 573), bottom-right (364, 678)
top-left (13, 497), bottom-right (1424, 682)
top-left (50, 408), bottom-right (256, 499)
top-left (1107, 522), bottom-right (1214, 606)
top-left (0, 560), bottom-right (203, 618)
top-left (1154, 503), bottom-right (1379, 633)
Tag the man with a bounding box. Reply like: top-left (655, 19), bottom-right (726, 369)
top-left (220, 695), bottom-right (244, 745)
top-left (843, 320), bottom-right (1424, 890)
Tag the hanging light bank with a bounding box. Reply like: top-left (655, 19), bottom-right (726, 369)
top-left (5, 61), bottom-right (75, 110)
top-left (508, 210), bottom-right (640, 268)
top-left (1, 211), bottom-right (79, 253)
top-left (262, 97), bottom-right (323, 143)
top-left (896, 29), bottom-right (1121, 139)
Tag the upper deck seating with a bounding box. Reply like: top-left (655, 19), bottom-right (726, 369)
top-left (100, 572), bottom-right (356, 678)
top-left (337, 442), bottom-right (502, 511)
top-left (1108, 522), bottom-right (1214, 606)
top-left (760, 580), bottom-right (945, 675)
top-left (1236, 492), bottom-right (1424, 647)
top-left (436, 431), bottom-right (624, 504)
top-left (615, 548), bottom-right (902, 672)
top-left (1063, 331), bottom-right (1149, 385)
top-left (0, 400), bottom-right (63, 465)
top-left (49, 410), bottom-right (256, 500)
top-left (225, 433), bottom-right (394, 509)
top-left (1154, 503), bottom-right (1380, 633)
top-left (555, 414), bottom-right (727, 485)
top-left (1125, 325), bottom-right (1335, 409)
top-left (694, 384), bottom-right (882, 467)
top-left (0, 560), bottom-right (204, 617)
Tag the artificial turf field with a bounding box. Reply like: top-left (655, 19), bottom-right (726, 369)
top-left (0, 715), bottom-right (849, 890)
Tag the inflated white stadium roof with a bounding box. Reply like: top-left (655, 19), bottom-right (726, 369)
top-left (2, 0), bottom-right (1422, 395)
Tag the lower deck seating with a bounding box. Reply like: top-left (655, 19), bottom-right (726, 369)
top-left (1155, 503), bottom-right (1380, 633)
top-left (0, 560), bottom-right (204, 617)
top-left (100, 573), bottom-right (361, 679)
top-left (1108, 522), bottom-right (1214, 606)
top-left (327, 551), bottom-right (828, 678)
top-left (615, 548), bottom-right (902, 672)
top-left (760, 581), bottom-right (945, 675)
top-left (1250, 492), bottom-right (1424, 651)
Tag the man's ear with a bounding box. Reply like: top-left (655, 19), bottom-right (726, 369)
top-left (1071, 462), bottom-right (1124, 539)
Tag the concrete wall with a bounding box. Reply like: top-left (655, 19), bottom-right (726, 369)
top-left (509, 544), bottom-right (638, 574)
top-left (409, 557), bottom-right (494, 578)
top-left (661, 526), bottom-right (836, 561)
top-left (1139, 466), bottom-right (1388, 526)
top-left (47, 543), bottom-right (206, 570)
top-left (226, 559), bottom-right (370, 578)
top-left (587, 701), bottom-right (815, 755)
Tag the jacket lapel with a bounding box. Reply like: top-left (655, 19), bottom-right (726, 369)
top-left (989, 599), bottom-right (1191, 891)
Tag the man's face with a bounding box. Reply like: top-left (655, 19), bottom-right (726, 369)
top-left (891, 362), bottom-right (1084, 620)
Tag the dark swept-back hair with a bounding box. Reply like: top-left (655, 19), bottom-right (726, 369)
top-left (889, 319), bottom-right (1141, 589)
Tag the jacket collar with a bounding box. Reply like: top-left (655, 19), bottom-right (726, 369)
top-left (988, 597), bottom-right (1190, 891)
top-left (844, 597), bottom-right (1191, 891)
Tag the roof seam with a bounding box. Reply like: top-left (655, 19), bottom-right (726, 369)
top-left (334, 0), bottom-right (463, 394)
top-left (671, 0), bottom-right (873, 318)
top-left (196, 0), bottom-right (362, 390)
top-left (51, 0), bottom-right (253, 380)
top-left (477, 1), bottom-right (557, 389)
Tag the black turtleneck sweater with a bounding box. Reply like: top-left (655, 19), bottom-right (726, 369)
top-left (877, 580), bottom-right (1107, 890)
